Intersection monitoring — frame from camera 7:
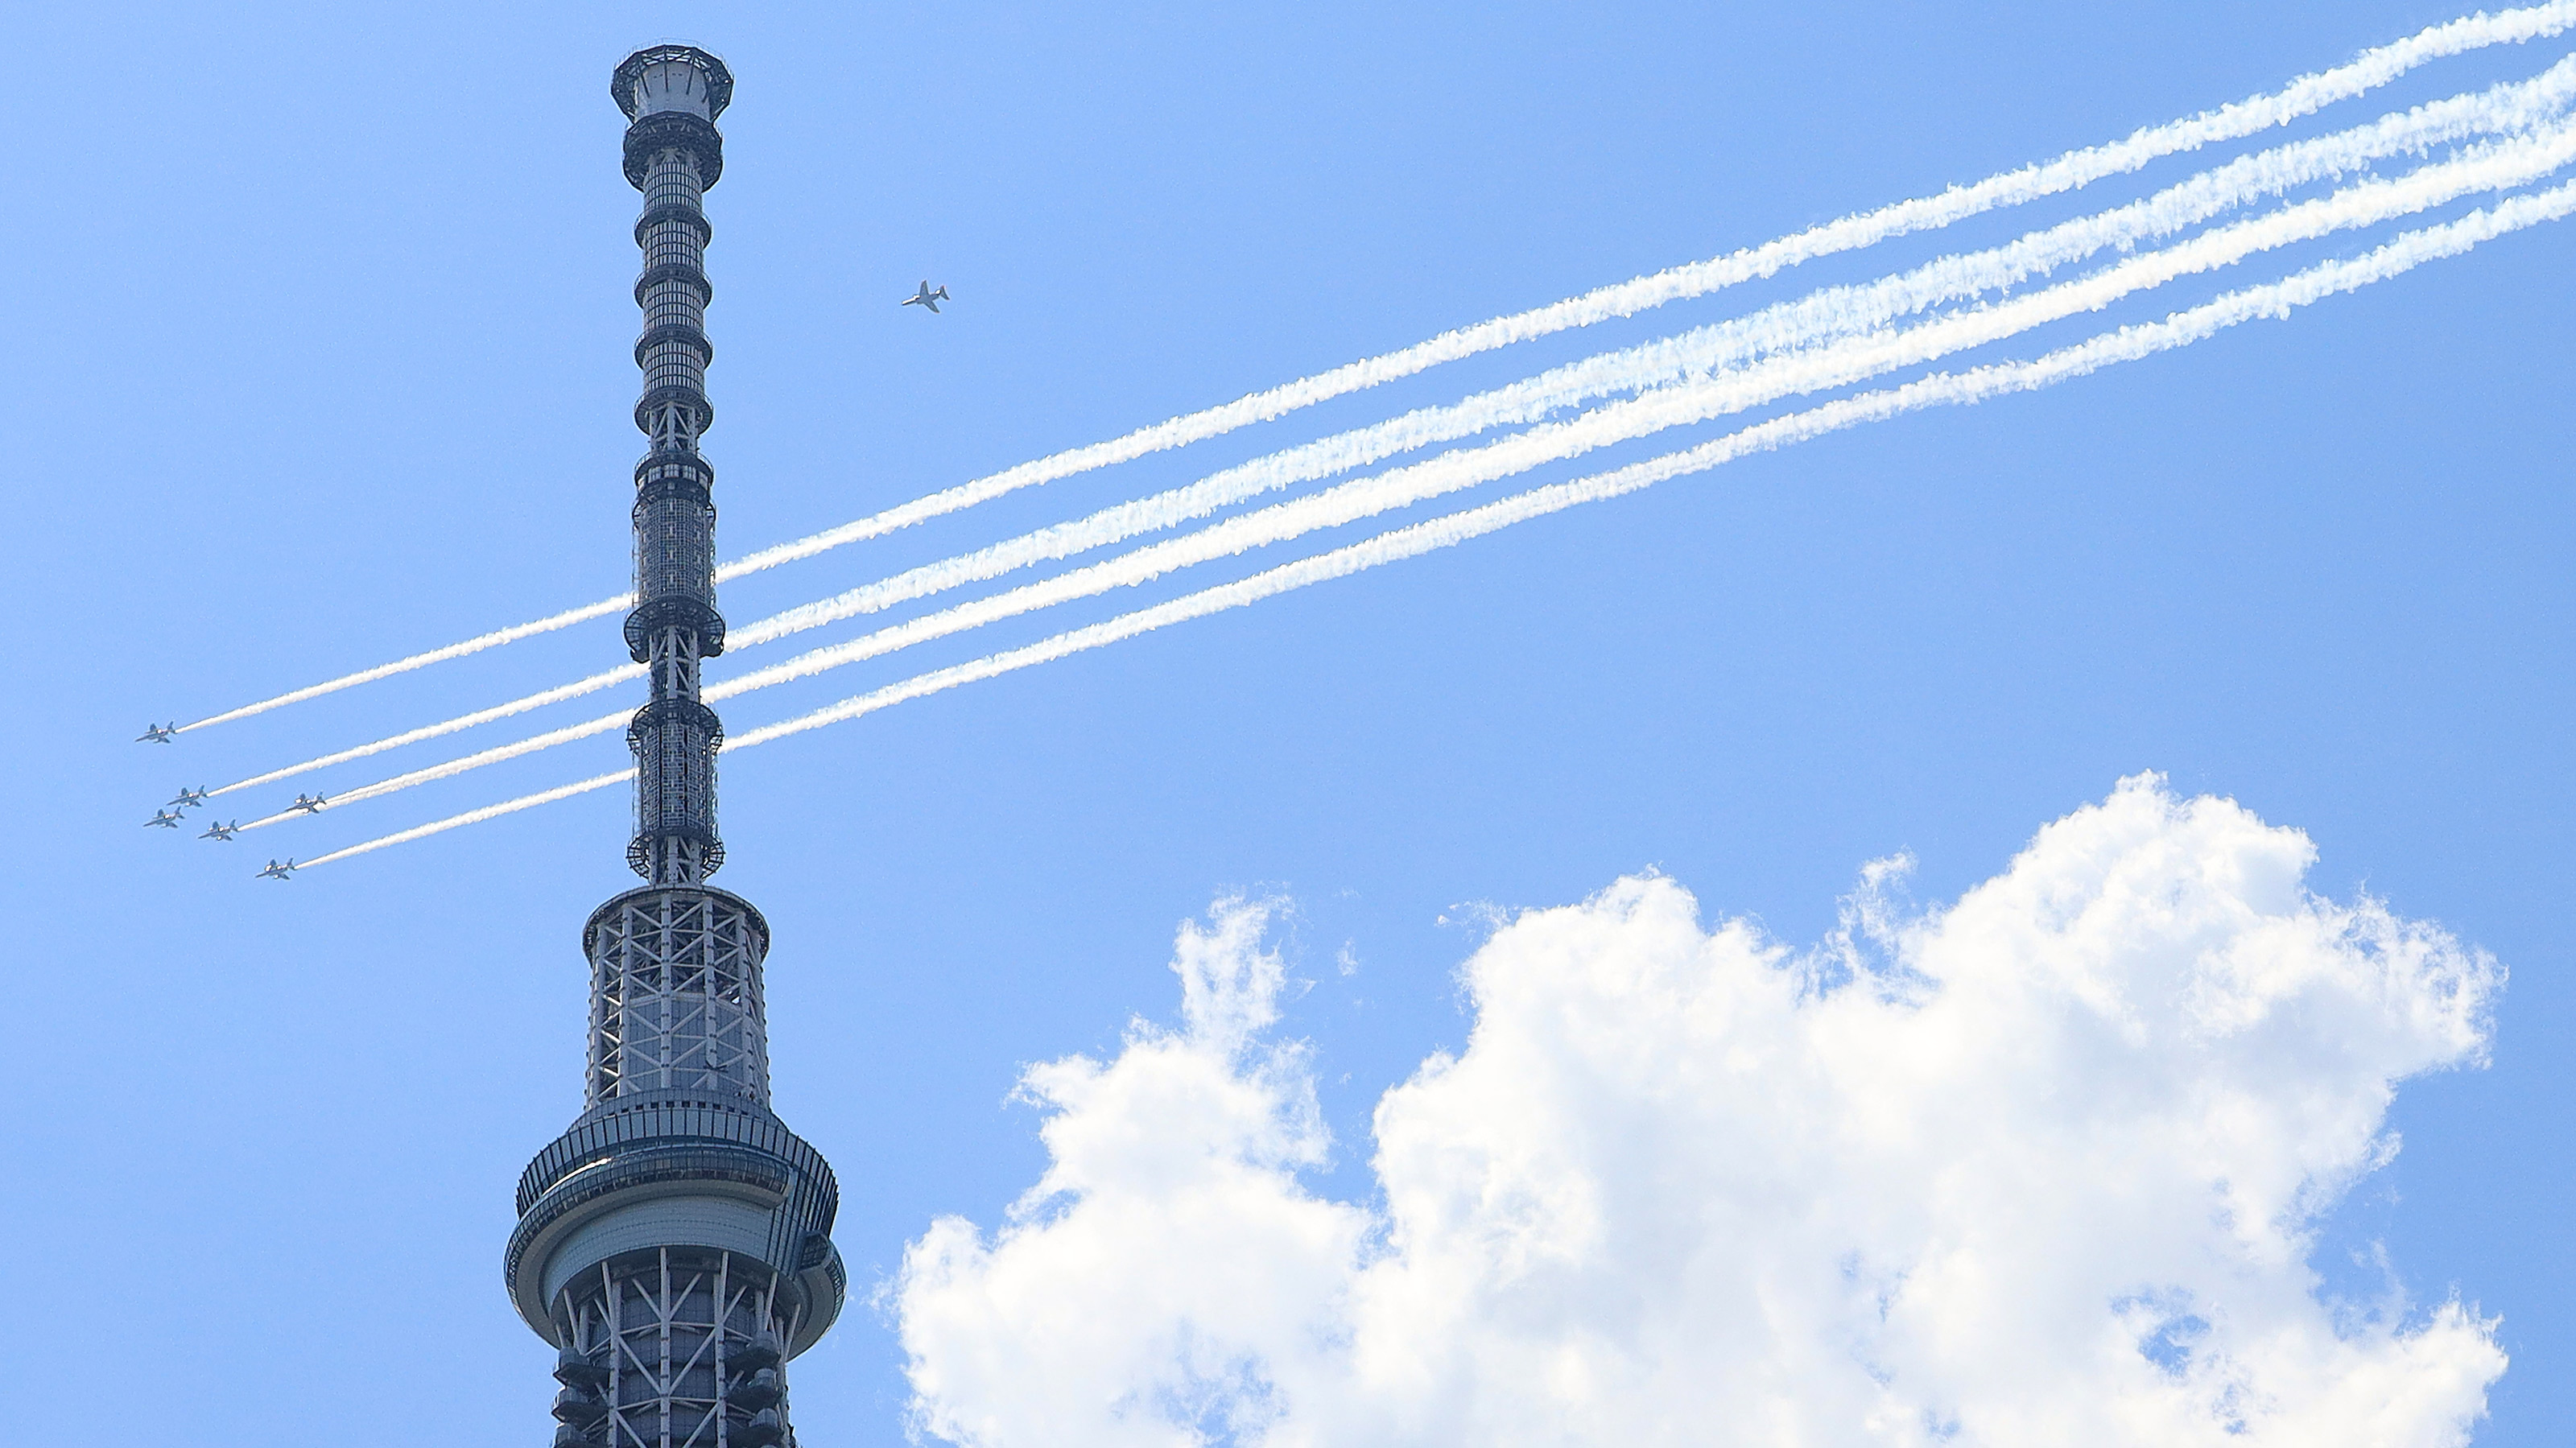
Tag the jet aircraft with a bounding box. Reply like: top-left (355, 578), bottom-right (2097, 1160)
top-left (145, 810), bottom-right (184, 829)
top-left (902, 281), bottom-right (951, 312)
top-left (288, 793), bottom-right (328, 815)
top-left (167, 786), bottom-right (211, 810)
top-left (136, 723), bottom-right (178, 744)
top-left (256, 859), bottom-right (297, 881)
top-left (200, 819), bottom-right (241, 841)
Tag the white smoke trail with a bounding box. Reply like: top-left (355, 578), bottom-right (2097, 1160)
top-left (181, 596), bottom-right (631, 732)
top-left (721, 183), bottom-right (2576, 749)
top-left (250, 122), bottom-right (2576, 824)
top-left (184, 4), bottom-right (2576, 736)
top-left (211, 663), bottom-right (645, 797)
top-left (233, 703), bottom-right (633, 828)
top-left (733, 59), bottom-right (2576, 646)
top-left (295, 771), bottom-right (630, 868)
top-left (691, 122), bottom-right (2576, 701)
top-left (229, 71), bottom-right (2576, 799)
top-left (297, 179), bottom-right (2576, 869)
top-left (704, 2), bottom-right (2576, 585)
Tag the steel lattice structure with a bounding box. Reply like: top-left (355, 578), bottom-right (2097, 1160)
top-left (507, 47), bottom-right (844, 1448)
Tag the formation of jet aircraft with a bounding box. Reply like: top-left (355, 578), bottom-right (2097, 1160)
top-left (123, 721), bottom-right (320, 876)
top-left (902, 281), bottom-right (952, 312)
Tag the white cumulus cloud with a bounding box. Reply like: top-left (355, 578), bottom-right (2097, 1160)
top-left (893, 776), bottom-right (2505, 1446)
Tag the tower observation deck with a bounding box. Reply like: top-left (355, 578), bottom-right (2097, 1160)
top-left (507, 47), bottom-right (844, 1448)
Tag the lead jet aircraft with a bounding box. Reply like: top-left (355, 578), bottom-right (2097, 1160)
top-left (256, 858), bottom-right (297, 881)
top-left (145, 809), bottom-right (184, 829)
top-left (167, 786), bottom-right (211, 810)
top-left (288, 793), bottom-right (328, 815)
top-left (136, 723), bottom-right (178, 744)
top-left (200, 819), bottom-right (241, 841)
top-left (902, 281), bottom-right (951, 312)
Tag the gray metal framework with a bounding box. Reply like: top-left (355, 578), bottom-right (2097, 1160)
top-left (510, 47), bottom-right (844, 1448)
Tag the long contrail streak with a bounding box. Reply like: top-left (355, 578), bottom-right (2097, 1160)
top-left (726, 61), bottom-right (2576, 639)
top-left (249, 122), bottom-right (2576, 825)
top-left (220, 67), bottom-right (2576, 797)
top-left (691, 119), bottom-right (2576, 694)
top-left (293, 180), bottom-right (2576, 870)
top-left (180, 596), bottom-right (630, 733)
top-left (236, 703), bottom-right (634, 828)
top-left (184, 4), bottom-right (2576, 736)
top-left (288, 771), bottom-right (632, 866)
top-left (695, 1), bottom-right (2576, 583)
top-left (211, 664), bottom-right (644, 797)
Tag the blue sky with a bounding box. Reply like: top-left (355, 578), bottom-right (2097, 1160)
top-left (12, 2), bottom-right (2573, 1444)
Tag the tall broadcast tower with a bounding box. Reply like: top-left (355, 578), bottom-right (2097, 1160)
top-left (506, 47), bottom-right (844, 1448)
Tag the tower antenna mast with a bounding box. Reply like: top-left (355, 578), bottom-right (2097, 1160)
top-left (506, 47), bottom-right (845, 1448)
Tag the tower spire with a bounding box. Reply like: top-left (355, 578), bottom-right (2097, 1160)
top-left (506, 48), bottom-right (845, 1448)
top-left (618, 42), bottom-right (732, 887)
